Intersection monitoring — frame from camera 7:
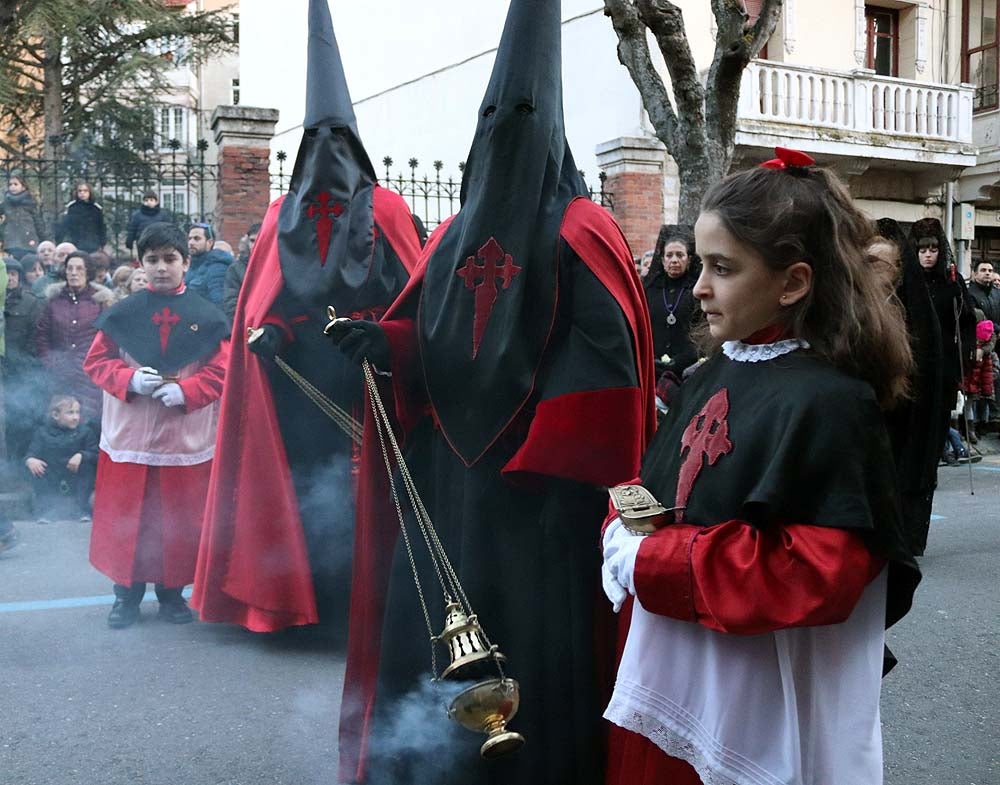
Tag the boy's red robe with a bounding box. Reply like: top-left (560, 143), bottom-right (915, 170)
top-left (85, 332), bottom-right (228, 587)
top-left (338, 197), bottom-right (657, 783)
top-left (191, 186), bottom-right (420, 632)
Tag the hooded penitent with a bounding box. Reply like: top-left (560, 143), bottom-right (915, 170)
top-left (417, 0), bottom-right (588, 466)
top-left (276, 0), bottom-right (394, 320)
top-left (192, 0), bottom-right (419, 633)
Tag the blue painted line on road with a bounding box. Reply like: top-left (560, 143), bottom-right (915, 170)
top-left (930, 514), bottom-right (945, 520)
top-left (0, 587), bottom-right (192, 614)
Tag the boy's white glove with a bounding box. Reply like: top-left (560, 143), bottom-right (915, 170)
top-left (602, 518), bottom-right (643, 613)
top-left (129, 367), bottom-right (163, 396)
top-left (152, 383), bottom-right (185, 408)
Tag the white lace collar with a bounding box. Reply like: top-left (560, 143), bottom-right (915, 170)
top-left (722, 337), bottom-right (810, 363)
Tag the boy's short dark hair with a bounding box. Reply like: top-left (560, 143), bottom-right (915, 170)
top-left (189, 222), bottom-right (215, 241)
top-left (138, 223), bottom-right (189, 260)
top-left (143, 190), bottom-right (158, 201)
top-left (49, 394), bottom-right (79, 416)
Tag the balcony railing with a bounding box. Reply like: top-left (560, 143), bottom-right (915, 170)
top-left (739, 61), bottom-right (974, 146)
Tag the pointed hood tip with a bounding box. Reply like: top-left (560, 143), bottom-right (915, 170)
top-left (304, 0), bottom-right (357, 131)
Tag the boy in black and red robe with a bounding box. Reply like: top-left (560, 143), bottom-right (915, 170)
top-left (85, 223), bottom-right (229, 628)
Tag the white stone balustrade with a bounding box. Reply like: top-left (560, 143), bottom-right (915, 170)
top-left (739, 61), bottom-right (974, 145)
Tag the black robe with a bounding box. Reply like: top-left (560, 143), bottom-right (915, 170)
top-left (883, 252), bottom-right (944, 556)
top-left (643, 266), bottom-right (700, 375)
top-left (340, 202), bottom-right (655, 785)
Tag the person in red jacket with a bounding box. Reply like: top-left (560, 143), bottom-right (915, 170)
top-left (601, 150), bottom-right (921, 785)
top-left (84, 223), bottom-right (229, 629)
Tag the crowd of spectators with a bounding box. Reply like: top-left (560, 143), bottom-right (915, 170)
top-left (0, 175), bottom-right (258, 533)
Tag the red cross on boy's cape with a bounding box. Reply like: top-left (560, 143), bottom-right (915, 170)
top-left (93, 288), bottom-right (229, 375)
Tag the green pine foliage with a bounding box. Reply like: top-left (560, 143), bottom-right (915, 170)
top-left (0, 0), bottom-right (237, 158)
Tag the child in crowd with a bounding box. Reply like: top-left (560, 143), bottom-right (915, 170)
top-left (24, 394), bottom-right (98, 522)
top-left (84, 223), bottom-right (229, 629)
top-left (601, 149), bottom-right (921, 785)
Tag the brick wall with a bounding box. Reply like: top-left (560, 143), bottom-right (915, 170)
top-left (214, 145), bottom-right (272, 248)
top-left (606, 170), bottom-right (666, 258)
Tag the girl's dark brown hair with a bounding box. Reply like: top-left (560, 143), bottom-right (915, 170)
top-left (699, 165), bottom-right (913, 408)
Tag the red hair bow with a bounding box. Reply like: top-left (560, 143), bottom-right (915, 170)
top-left (759, 147), bottom-right (815, 170)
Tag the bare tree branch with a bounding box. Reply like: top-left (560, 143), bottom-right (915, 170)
top-left (603, 0), bottom-right (679, 151)
top-left (606, 0), bottom-right (784, 222)
top-left (636, 0), bottom-right (709, 166)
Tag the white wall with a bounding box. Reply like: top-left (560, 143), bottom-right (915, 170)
top-left (241, 1), bottom-right (642, 185)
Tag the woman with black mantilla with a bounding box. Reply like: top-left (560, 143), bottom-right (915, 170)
top-left (644, 224), bottom-right (701, 380)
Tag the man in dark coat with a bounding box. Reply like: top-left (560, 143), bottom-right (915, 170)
top-left (328, 1), bottom-right (655, 783)
top-left (192, 0), bottom-right (420, 632)
top-left (185, 224), bottom-right (232, 307)
top-left (124, 192), bottom-right (168, 258)
top-left (967, 259), bottom-right (1000, 329)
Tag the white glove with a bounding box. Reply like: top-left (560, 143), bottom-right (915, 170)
top-left (129, 367), bottom-right (163, 396)
top-left (152, 382), bottom-right (185, 408)
top-left (602, 518), bottom-right (643, 613)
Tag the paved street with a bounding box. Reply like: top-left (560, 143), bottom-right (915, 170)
top-left (1, 452), bottom-right (998, 785)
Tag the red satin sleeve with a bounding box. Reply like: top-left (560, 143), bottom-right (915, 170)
top-left (380, 317), bottom-right (428, 435)
top-left (177, 340), bottom-right (229, 411)
top-left (83, 331), bottom-right (134, 401)
top-left (633, 521), bottom-right (885, 635)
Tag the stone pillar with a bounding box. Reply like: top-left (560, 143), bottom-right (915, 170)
top-left (596, 136), bottom-right (667, 257)
top-left (212, 106), bottom-right (280, 247)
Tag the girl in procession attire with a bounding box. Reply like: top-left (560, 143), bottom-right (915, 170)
top-left (601, 149), bottom-right (921, 785)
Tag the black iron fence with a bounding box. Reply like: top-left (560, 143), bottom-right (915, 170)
top-left (270, 154), bottom-right (614, 230)
top-left (0, 136), bottom-right (613, 261)
top-left (0, 135), bottom-right (217, 260)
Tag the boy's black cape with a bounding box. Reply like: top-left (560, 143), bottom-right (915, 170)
top-left (94, 289), bottom-right (228, 374)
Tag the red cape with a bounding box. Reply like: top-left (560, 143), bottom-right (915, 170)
top-left (338, 197), bottom-right (656, 782)
top-left (191, 186), bottom-right (421, 632)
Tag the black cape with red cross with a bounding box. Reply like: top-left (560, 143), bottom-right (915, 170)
top-left (415, 0), bottom-right (588, 466)
top-left (93, 288), bottom-right (228, 375)
top-left (639, 350), bottom-right (920, 631)
top-left (275, 0), bottom-right (399, 323)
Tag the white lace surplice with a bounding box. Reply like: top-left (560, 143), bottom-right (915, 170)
top-left (606, 570), bottom-right (887, 785)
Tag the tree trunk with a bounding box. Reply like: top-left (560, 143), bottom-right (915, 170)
top-left (41, 33), bottom-right (64, 221)
top-left (41, 35), bottom-right (63, 158)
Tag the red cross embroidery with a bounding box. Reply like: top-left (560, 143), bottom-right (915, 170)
top-left (306, 191), bottom-right (345, 267)
top-left (675, 388), bottom-right (733, 511)
top-left (151, 307), bottom-right (181, 354)
top-left (455, 237), bottom-right (522, 359)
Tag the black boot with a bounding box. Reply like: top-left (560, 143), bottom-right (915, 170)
top-left (108, 583), bottom-right (144, 629)
top-left (155, 585), bottom-right (193, 624)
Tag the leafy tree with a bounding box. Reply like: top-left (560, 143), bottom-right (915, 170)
top-left (604, 0), bottom-right (783, 223)
top-left (0, 0), bottom-right (236, 160)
